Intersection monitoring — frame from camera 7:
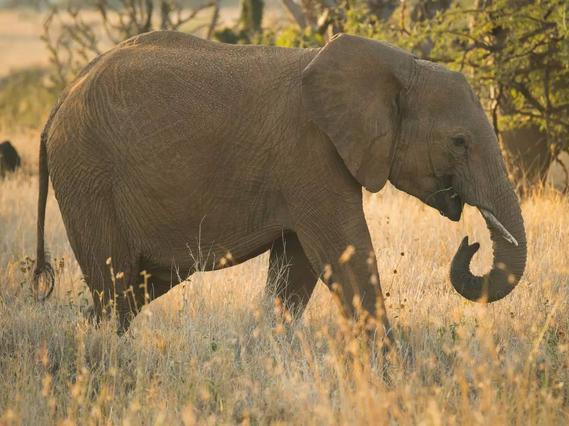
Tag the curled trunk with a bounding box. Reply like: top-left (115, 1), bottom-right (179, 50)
top-left (450, 184), bottom-right (527, 302)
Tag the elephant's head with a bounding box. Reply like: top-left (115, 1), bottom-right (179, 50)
top-left (302, 34), bottom-right (526, 303)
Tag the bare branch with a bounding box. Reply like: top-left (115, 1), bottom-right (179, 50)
top-left (281, 0), bottom-right (307, 29)
top-left (207, 0), bottom-right (221, 40)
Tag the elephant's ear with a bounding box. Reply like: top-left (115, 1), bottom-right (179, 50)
top-left (302, 34), bottom-right (414, 192)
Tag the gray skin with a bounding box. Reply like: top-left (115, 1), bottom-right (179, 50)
top-left (34, 32), bottom-right (527, 335)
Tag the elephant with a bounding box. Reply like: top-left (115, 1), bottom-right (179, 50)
top-left (34, 32), bottom-right (527, 337)
top-left (0, 140), bottom-right (21, 178)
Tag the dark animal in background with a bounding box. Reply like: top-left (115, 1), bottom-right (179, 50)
top-left (0, 140), bottom-right (21, 178)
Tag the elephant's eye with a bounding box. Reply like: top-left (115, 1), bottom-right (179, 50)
top-left (452, 136), bottom-right (466, 148)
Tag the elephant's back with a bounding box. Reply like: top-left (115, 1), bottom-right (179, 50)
top-left (118, 30), bottom-right (316, 61)
top-left (48, 31), bottom-right (315, 154)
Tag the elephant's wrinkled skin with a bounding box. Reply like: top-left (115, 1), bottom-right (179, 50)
top-left (35, 32), bottom-right (526, 335)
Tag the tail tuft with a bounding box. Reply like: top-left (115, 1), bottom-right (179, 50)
top-left (34, 121), bottom-right (54, 302)
top-left (33, 261), bottom-right (55, 301)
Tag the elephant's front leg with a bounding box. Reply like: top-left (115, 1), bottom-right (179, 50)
top-left (295, 212), bottom-right (393, 346)
top-left (265, 232), bottom-right (319, 316)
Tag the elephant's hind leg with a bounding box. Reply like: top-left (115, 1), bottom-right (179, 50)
top-left (265, 232), bottom-right (319, 317)
top-left (127, 265), bottom-right (180, 310)
top-left (63, 209), bottom-right (142, 334)
top-left (79, 246), bottom-right (142, 334)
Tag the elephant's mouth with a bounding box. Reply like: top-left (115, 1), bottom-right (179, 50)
top-left (440, 190), bottom-right (463, 221)
top-left (430, 175), bottom-right (464, 222)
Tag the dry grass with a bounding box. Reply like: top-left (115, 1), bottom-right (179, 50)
top-left (0, 132), bottom-right (568, 425)
top-left (1, 8), bottom-right (568, 424)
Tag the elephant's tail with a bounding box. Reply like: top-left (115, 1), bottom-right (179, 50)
top-left (32, 54), bottom-right (106, 301)
top-left (33, 122), bottom-right (55, 301)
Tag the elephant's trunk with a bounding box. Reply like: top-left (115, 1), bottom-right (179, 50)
top-left (450, 182), bottom-right (527, 302)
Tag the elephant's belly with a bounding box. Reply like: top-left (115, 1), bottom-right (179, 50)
top-left (141, 224), bottom-right (285, 284)
top-left (105, 141), bottom-right (291, 282)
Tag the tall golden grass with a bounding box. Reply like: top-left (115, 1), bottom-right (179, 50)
top-left (1, 133), bottom-right (568, 425)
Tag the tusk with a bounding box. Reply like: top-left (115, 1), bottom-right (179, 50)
top-left (480, 208), bottom-right (519, 247)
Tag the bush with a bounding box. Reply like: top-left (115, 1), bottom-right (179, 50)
top-left (0, 68), bottom-right (56, 132)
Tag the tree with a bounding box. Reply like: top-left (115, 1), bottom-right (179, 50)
top-left (214, 0), bottom-right (264, 43)
top-left (42, 0), bottom-right (220, 92)
top-left (425, 0), bottom-right (569, 192)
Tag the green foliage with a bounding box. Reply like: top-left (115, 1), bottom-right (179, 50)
top-left (0, 68), bottom-right (56, 132)
top-left (261, 26), bottom-right (326, 48)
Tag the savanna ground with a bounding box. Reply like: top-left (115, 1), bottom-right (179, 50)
top-left (1, 7), bottom-right (569, 426)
